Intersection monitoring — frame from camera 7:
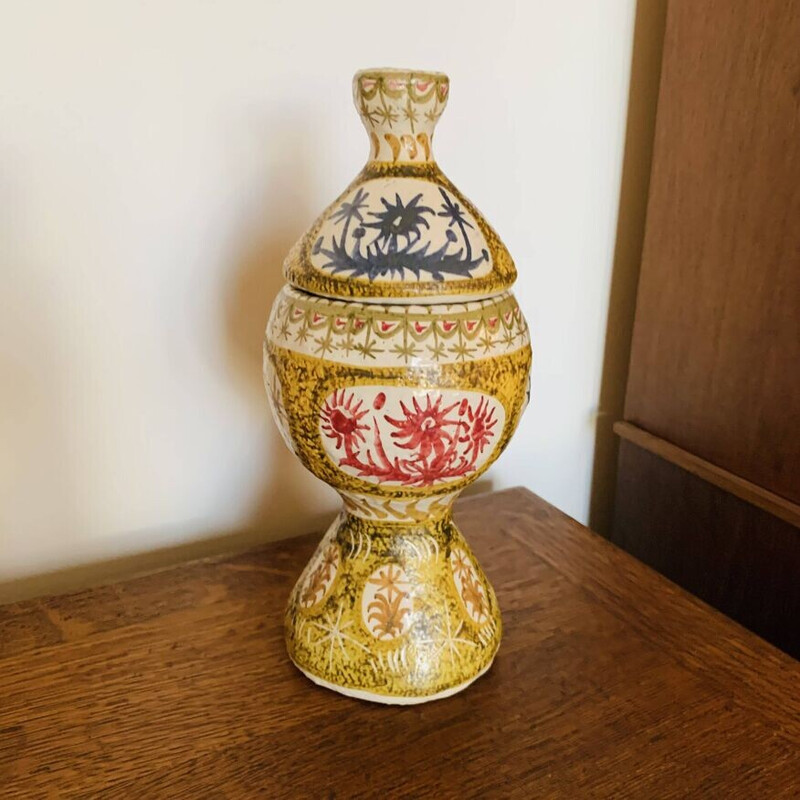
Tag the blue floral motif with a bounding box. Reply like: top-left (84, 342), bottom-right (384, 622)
top-left (313, 188), bottom-right (488, 281)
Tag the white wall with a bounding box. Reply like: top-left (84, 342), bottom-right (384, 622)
top-left (0, 0), bottom-right (635, 595)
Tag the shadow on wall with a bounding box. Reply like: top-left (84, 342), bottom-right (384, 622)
top-left (223, 115), bottom-right (336, 540)
top-left (589, 0), bottom-right (668, 536)
top-left (0, 114), bottom-right (335, 604)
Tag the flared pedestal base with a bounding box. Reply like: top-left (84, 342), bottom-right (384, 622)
top-left (285, 511), bottom-right (501, 704)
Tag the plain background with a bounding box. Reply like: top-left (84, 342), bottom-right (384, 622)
top-left (1, 0), bottom-right (643, 596)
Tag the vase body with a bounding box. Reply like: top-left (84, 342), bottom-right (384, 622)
top-left (263, 69), bottom-right (531, 703)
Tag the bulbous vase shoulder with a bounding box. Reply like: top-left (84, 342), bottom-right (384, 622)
top-left (283, 69), bottom-right (517, 303)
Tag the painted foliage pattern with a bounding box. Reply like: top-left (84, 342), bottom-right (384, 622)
top-left (450, 547), bottom-right (489, 624)
top-left (267, 285), bottom-right (528, 367)
top-left (320, 387), bottom-right (504, 487)
top-left (362, 564), bottom-right (413, 640)
top-left (340, 490), bottom-right (459, 523)
top-left (311, 180), bottom-right (492, 284)
top-left (286, 513), bottom-right (501, 699)
top-left (298, 540), bottom-right (340, 610)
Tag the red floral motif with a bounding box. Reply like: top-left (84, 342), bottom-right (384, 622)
top-left (458, 397), bottom-right (498, 464)
top-left (320, 389), bottom-right (369, 451)
top-left (321, 390), bottom-right (500, 487)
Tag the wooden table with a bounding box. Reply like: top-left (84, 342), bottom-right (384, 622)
top-left (1, 488), bottom-right (798, 798)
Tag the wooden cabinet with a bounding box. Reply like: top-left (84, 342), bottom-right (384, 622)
top-left (612, 0), bottom-right (800, 657)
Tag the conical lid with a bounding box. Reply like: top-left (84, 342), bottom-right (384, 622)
top-left (284, 68), bottom-right (517, 304)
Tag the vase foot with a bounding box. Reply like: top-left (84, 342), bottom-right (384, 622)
top-left (292, 657), bottom-right (496, 705)
top-left (285, 510), bottom-right (501, 704)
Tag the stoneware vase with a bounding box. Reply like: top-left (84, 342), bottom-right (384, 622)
top-left (263, 68), bottom-right (531, 704)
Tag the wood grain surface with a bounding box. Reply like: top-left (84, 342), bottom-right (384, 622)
top-left (624, 0), bottom-right (800, 503)
top-left (614, 421), bottom-right (800, 528)
top-left (613, 440), bottom-right (800, 659)
top-left (1, 488), bottom-right (798, 798)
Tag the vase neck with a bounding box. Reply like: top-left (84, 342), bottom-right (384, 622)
top-left (353, 68), bottom-right (449, 165)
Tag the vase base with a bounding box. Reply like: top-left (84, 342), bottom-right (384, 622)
top-left (285, 511), bottom-right (502, 703)
top-left (292, 657), bottom-right (496, 705)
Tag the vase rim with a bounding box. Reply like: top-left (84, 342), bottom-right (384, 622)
top-left (354, 67), bottom-right (449, 82)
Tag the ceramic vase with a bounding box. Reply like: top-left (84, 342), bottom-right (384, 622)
top-left (263, 68), bottom-right (531, 704)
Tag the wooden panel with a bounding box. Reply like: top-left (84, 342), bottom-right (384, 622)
top-left (613, 440), bottom-right (800, 659)
top-left (1, 489), bottom-right (799, 797)
top-left (614, 421), bottom-right (800, 527)
top-left (625, 0), bottom-right (800, 503)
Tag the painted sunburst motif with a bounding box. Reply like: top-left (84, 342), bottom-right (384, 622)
top-left (362, 563), bottom-right (413, 640)
top-left (309, 603), bottom-right (369, 670)
top-left (414, 602), bottom-right (477, 669)
top-left (298, 541), bottom-right (340, 609)
top-left (450, 547), bottom-right (489, 624)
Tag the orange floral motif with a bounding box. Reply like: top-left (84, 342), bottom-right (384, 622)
top-left (367, 563), bottom-right (406, 599)
top-left (459, 568), bottom-right (488, 623)
top-left (450, 549), bottom-right (472, 578)
top-left (367, 592), bottom-right (410, 640)
top-left (450, 547), bottom-right (488, 624)
top-left (300, 543), bottom-right (339, 608)
top-left (363, 563), bottom-right (412, 640)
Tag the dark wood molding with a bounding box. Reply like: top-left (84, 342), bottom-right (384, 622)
top-left (614, 421), bottom-right (800, 529)
top-left (613, 442), bottom-right (800, 659)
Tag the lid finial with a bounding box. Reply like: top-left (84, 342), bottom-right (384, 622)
top-left (353, 68), bottom-right (449, 164)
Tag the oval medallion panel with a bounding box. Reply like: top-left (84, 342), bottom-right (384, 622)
top-left (450, 547), bottom-right (489, 625)
top-left (298, 541), bottom-right (340, 610)
top-left (320, 387), bottom-right (505, 488)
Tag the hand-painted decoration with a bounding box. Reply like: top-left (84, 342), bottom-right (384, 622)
top-left (267, 286), bottom-right (528, 367)
top-left (264, 68), bottom-right (532, 704)
top-left (298, 541), bottom-right (340, 610)
top-left (283, 69), bottom-right (517, 302)
top-left (320, 388), bottom-right (504, 487)
top-left (353, 69), bottom-right (449, 164)
top-left (311, 181), bottom-right (492, 284)
top-left (450, 547), bottom-right (489, 625)
top-left (362, 564), bottom-right (413, 640)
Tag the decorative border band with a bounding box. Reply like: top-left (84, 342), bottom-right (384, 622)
top-left (266, 286), bottom-right (529, 367)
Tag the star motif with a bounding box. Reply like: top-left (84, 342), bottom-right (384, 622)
top-left (359, 99), bottom-right (380, 126)
top-left (448, 341), bottom-right (477, 362)
top-left (426, 342), bottom-right (446, 361)
top-left (313, 334), bottom-right (335, 357)
top-left (310, 604), bottom-right (369, 669)
top-left (501, 330), bottom-right (516, 349)
top-left (450, 549), bottom-right (471, 577)
top-left (339, 330), bottom-right (356, 357)
top-left (390, 341), bottom-right (422, 363)
top-left (403, 104), bottom-right (419, 126)
top-left (417, 604), bottom-right (476, 667)
top-left (352, 339), bottom-right (383, 360)
top-left (478, 332), bottom-right (495, 354)
top-left (278, 318), bottom-right (291, 340)
top-left (376, 104), bottom-right (400, 126)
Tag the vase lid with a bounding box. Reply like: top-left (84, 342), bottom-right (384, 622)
top-left (283, 68), bottom-right (517, 304)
